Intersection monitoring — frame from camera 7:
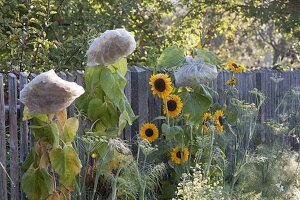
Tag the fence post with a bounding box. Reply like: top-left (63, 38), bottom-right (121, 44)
top-left (8, 73), bottom-right (19, 200)
top-left (0, 73), bottom-right (8, 200)
top-left (144, 68), bottom-right (162, 127)
top-left (19, 72), bottom-right (29, 200)
top-left (127, 66), bottom-right (149, 143)
top-left (123, 71), bottom-right (132, 141)
top-left (67, 72), bottom-right (76, 117)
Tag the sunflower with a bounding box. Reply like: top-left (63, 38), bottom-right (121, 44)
top-left (140, 123), bottom-right (159, 143)
top-left (202, 112), bottom-right (212, 134)
top-left (214, 110), bottom-right (224, 132)
top-left (226, 77), bottom-right (238, 86)
top-left (163, 95), bottom-right (183, 118)
top-left (226, 60), bottom-right (245, 73)
top-left (170, 146), bottom-right (189, 164)
top-left (149, 73), bottom-right (173, 98)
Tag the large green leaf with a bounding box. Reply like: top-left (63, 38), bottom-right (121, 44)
top-left (21, 168), bottom-right (53, 200)
top-left (195, 48), bottom-right (221, 65)
top-left (49, 146), bottom-right (82, 188)
top-left (100, 68), bottom-right (124, 103)
top-left (61, 118), bottom-right (79, 144)
top-left (181, 86), bottom-right (213, 122)
top-left (31, 119), bottom-right (59, 147)
top-left (108, 58), bottom-right (128, 76)
top-left (87, 98), bottom-right (104, 121)
top-left (157, 46), bottom-right (185, 70)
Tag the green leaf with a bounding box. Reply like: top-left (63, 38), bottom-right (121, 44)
top-left (100, 68), bottom-right (124, 103)
top-left (31, 119), bottom-right (59, 147)
top-left (157, 46), bottom-right (185, 70)
top-left (108, 58), bottom-right (128, 76)
top-left (195, 48), bottom-right (221, 65)
top-left (49, 146), bottom-right (82, 189)
top-left (21, 168), bottom-right (53, 200)
top-left (161, 123), bottom-right (170, 134)
top-left (22, 149), bottom-right (38, 169)
top-left (61, 118), bottom-right (79, 144)
top-left (87, 98), bottom-right (103, 121)
top-left (181, 87), bottom-right (213, 122)
top-left (75, 93), bottom-right (93, 114)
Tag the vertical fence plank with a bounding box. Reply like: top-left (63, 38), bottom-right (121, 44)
top-left (66, 72), bottom-right (76, 117)
top-left (8, 73), bottom-right (19, 200)
top-left (145, 68), bottom-right (162, 127)
top-left (0, 73), bottom-right (8, 200)
top-left (75, 70), bottom-right (86, 200)
top-left (123, 71), bottom-right (132, 141)
top-left (128, 66), bottom-right (149, 142)
top-left (28, 73), bottom-right (37, 148)
top-left (19, 72), bottom-right (29, 200)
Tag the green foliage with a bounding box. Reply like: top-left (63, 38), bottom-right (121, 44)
top-left (21, 168), bottom-right (53, 200)
top-left (180, 85), bottom-right (213, 122)
top-left (157, 46), bottom-right (185, 70)
top-left (22, 111), bottom-right (82, 200)
top-left (76, 62), bottom-right (136, 138)
top-left (49, 146), bottom-right (81, 188)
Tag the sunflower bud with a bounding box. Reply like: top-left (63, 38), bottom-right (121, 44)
top-left (20, 70), bottom-right (85, 114)
top-left (86, 28), bottom-right (136, 67)
top-left (174, 56), bottom-right (218, 87)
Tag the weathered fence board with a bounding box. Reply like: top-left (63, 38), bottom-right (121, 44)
top-left (8, 73), bottom-right (19, 200)
top-left (20, 72), bottom-right (29, 200)
top-left (1, 68), bottom-right (300, 198)
top-left (0, 73), bottom-right (8, 200)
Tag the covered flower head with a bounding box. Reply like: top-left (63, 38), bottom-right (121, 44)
top-left (86, 28), bottom-right (136, 66)
top-left (20, 70), bottom-right (85, 114)
top-left (174, 56), bottom-right (218, 88)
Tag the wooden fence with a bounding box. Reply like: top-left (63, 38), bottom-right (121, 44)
top-left (1, 67), bottom-right (300, 199)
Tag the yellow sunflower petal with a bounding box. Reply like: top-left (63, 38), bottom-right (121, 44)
top-left (140, 122), bottom-right (159, 143)
top-left (214, 110), bottom-right (224, 132)
top-left (226, 60), bottom-right (245, 73)
top-left (149, 73), bottom-right (173, 98)
top-left (170, 146), bottom-right (189, 164)
top-left (163, 94), bottom-right (183, 118)
top-left (202, 112), bottom-right (212, 134)
top-left (226, 77), bottom-right (238, 86)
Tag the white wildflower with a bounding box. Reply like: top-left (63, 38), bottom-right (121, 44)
top-left (86, 28), bottom-right (136, 66)
top-left (20, 70), bottom-right (85, 114)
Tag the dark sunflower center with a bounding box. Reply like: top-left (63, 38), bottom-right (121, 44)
top-left (218, 116), bottom-right (224, 126)
top-left (232, 63), bottom-right (238, 68)
top-left (176, 151), bottom-right (182, 159)
top-left (154, 78), bottom-right (166, 92)
top-left (145, 128), bottom-right (154, 137)
top-left (167, 100), bottom-right (177, 111)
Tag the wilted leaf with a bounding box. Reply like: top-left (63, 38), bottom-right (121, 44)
top-left (57, 109), bottom-right (67, 132)
top-left (61, 118), bottom-right (79, 144)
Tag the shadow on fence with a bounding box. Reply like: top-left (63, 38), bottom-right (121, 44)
top-left (1, 67), bottom-right (300, 199)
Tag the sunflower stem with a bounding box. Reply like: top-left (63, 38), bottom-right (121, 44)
top-left (188, 125), bottom-right (193, 170)
top-left (205, 128), bottom-right (214, 177)
top-left (164, 97), bottom-right (170, 126)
